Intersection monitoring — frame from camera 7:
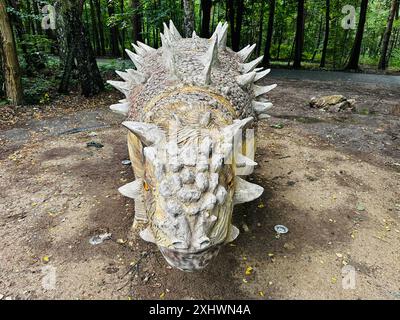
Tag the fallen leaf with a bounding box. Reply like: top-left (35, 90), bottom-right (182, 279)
top-left (245, 266), bottom-right (254, 276)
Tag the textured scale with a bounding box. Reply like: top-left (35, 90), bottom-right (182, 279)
top-left (108, 21), bottom-right (276, 272)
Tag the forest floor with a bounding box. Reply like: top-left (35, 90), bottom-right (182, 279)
top-left (0, 73), bottom-right (399, 300)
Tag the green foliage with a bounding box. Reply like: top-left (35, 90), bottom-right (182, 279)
top-left (22, 76), bottom-right (54, 105)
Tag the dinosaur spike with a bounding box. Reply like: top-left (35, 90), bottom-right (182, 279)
top-left (192, 30), bottom-right (198, 38)
top-left (240, 56), bottom-right (264, 73)
top-left (160, 33), bottom-right (179, 77)
top-left (218, 22), bottom-right (229, 49)
top-left (137, 41), bottom-right (157, 54)
top-left (125, 49), bottom-right (144, 70)
top-left (169, 20), bottom-right (182, 39)
top-left (126, 69), bottom-right (148, 84)
top-left (235, 153), bottom-right (258, 167)
top-left (233, 177), bottom-right (264, 205)
top-left (237, 43), bottom-right (256, 62)
top-left (201, 35), bottom-right (218, 84)
top-left (252, 100), bottom-right (273, 114)
top-left (226, 225), bottom-right (240, 243)
top-left (110, 102), bottom-right (130, 116)
top-left (140, 227), bottom-right (156, 243)
top-left (118, 179), bottom-right (143, 199)
top-left (252, 84), bottom-right (277, 97)
top-left (116, 70), bottom-right (133, 83)
top-left (254, 68), bottom-right (271, 82)
top-left (132, 43), bottom-right (146, 56)
top-left (222, 117), bottom-right (253, 142)
top-left (122, 121), bottom-right (165, 146)
top-left (107, 80), bottom-right (130, 96)
top-left (236, 71), bottom-right (256, 87)
top-left (163, 22), bottom-right (175, 42)
top-left (211, 22), bottom-right (223, 39)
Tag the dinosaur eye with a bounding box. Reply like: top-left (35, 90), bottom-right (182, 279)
top-left (143, 181), bottom-right (150, 191)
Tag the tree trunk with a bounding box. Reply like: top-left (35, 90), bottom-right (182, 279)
top-left (293, 0), bottom-right (305, 69)
top-left (256, 1), bottom-right (265, 56)
top-left (131, 0), bottom-right (143, 42)
top-left (0, 0), bottom-right (23, 105)
top-left (94, 0), bottom-right (106, 55)
top-left (58, 0), bottom-right (104, 97)
top-left (378, 0), bottom-right (398, 70)
top-left (90, 0), bottom-right (101, 55)
top-left (108, 1), bottom-right (120, 57)
top-left (262, 0), bottom-right (276, 66)
top-left (345, 0), bottom-right (369, 71)
top-left (183, 0), bottom-right (195, 37)
top-left (320, 0), bottom-right (330, 67)
top-left (200, 0), bottom-right (212, 38)
top-left (311, 15), bottom-right (323, 62)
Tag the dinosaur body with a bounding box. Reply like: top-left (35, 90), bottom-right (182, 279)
top-left (108, 21), bottom-right (276, 271)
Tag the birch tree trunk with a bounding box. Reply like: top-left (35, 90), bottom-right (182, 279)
top-left (183, 0), bottom-right (195, 37)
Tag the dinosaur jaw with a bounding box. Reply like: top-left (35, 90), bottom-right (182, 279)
top-left (159, 245), bottom-right (221, 272)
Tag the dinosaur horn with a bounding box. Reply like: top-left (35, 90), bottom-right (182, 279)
top-left (122, 121), bottom-right (165, 146)
top-left (125, 49), bottom-right (144, 70)
top-left (119, 179), bottom-right (143, 199)
top-left (252, 84), bottom-right (277, 97)
top-left (233, 177), bottom-right (264, 205)
top-left (237, 44), bottom-right (256, 62)
top-left (236, 71), bottom-right (256, 87)
top-left (240, 56), bottom-right (264, 74)
top-left (254, 68), bottom-right (271, 82)
top-left (202, 35), bottom-right (219, 84)
top-left (252, 100), bottom-right (273, 114)
top-left (137, 41), bottom-right (157, 54)
top-left (160, 32), bottom-right (180, 78)
top-left (169, 20), bottom-right (182, 39)
top-left (132, 43), bottom-right (146, 56)
top-left (218, 22), bottom-right (229, 49)
top-left (110, 102), bottom-right (130, 116)
top-left (106, 80), bottom-right (130, 96)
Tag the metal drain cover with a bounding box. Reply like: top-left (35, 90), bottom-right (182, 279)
top-left (274, 225), bottom-right (289, 234)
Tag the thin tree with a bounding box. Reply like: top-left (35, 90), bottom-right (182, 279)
top-left (183, 0), bottom-right (195, 37)
top-left (94, 0), bottom-right (106, 55)
top-left (131, 0), bottom-right (143, 42)
top-left (108, 0), bottom-right (120, 57)
top-left (293, 0), bottom-right (305, 69)
top-left (320, 0), bottom-right (330, 68)
top-left (344, 0), bottom-right (369, 71)
top-left (378, 0), bottom-right (398, 70)
top-left (201, 0), bottom-right (213, 38)
top-left (262, 0), bottom-right (276, 67)
top-left (0, 0), bottom-right (23, 105)
top-left (58, 0), bottom-right (104, 97)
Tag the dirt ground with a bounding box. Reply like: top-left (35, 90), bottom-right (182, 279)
top-left (0, 76), bottom-right (399, 300)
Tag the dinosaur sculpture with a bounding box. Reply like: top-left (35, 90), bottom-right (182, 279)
top-left (108, 21), bottom-right (276, 272)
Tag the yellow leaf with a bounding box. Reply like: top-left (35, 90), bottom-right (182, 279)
top-left (268, 253), bottom-right (274, 257)
top-left (42, 255), bottom-right (50, 263)
top-left (160, 292), bottom-right (165, 299)
top-left (331, 277), bottom-right (337, 284)
top-left (258, 203), bottom-right (265, 209)
top-left (245, 266), bottom-right (254, 276)
top-left (259, 291), bottom-right (265, 297)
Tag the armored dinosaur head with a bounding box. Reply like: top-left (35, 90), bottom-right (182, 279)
top-left (121, 117), bottom-right (264, 271)
top-left (109, 20), bottom-right (276, 271)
